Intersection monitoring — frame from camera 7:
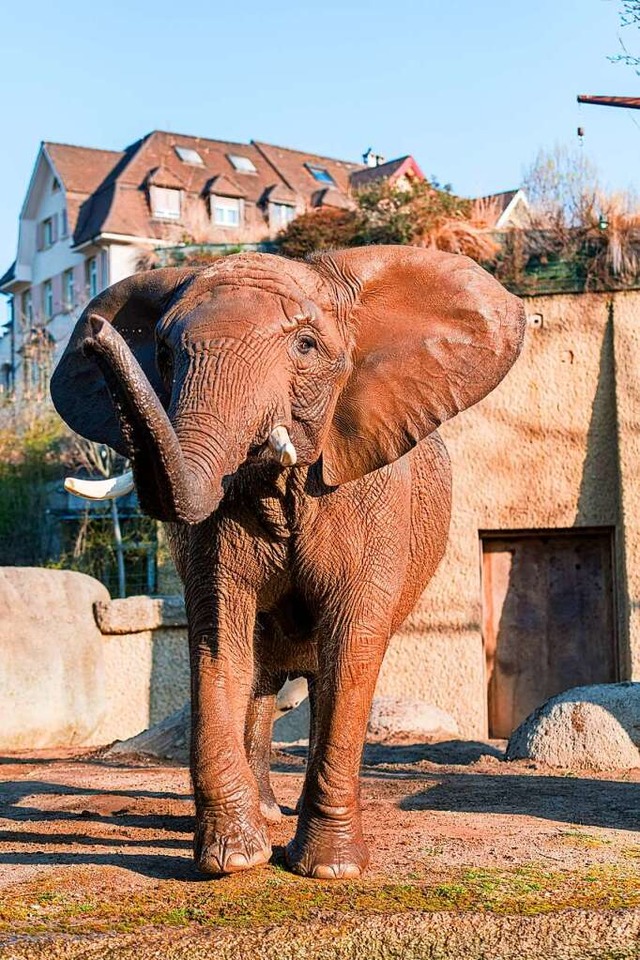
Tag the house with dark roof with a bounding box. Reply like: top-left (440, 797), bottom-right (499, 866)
top-left (475, 189), bottom-right (530, 229)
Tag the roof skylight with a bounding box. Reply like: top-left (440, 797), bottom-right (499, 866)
top-left (305, 164), bottom-right (336, 186)
top-left (228, 154), bottom-right (257, 174)
top-left (175, 146), bottom-right (204, 165)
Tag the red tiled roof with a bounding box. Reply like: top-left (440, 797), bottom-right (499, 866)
top-left (207, 174), bottom-right (247, 199)
top-left (312, 188), bottom-right (355, 210)
top-left (44, 142), bottom-right (124, 196)
top-left (253, 141), bottom-right (362, 197)
top-left (350, 155), bottom-right (425, 189)
top-left (40, 133), bottom-right (426, 247)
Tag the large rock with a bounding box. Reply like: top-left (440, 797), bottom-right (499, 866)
top-left (109, 687), bottom-right (461, 762)
top-left (0, 567), bottom-right (108, 749)
top-left (506, 682), bottom-right (640, 770)
top-left (108, 678), bottom-right (312, 761)
top-left (108, 703), bottom-right (191, 762)
top-left (367, 696), bottom-right (459, 742)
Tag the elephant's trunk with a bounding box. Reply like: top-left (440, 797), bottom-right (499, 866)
top-left (84, 316), bottom-right (230, 524)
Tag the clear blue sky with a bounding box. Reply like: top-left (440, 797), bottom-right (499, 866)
top-left (1, 0), bottom-right (638, 324)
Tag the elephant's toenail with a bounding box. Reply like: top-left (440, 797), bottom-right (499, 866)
top-left (225, 853), bottom-right (249, 870)
top-left (312, 864), bottom-right (338, 879)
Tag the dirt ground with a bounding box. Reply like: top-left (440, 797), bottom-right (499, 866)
top-left (1, 739), bottom-right (639, 959)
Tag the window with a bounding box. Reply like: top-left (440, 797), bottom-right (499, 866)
top-left (86, 257), bottom-right (98, 298)
top-left (270, 203), bottom-right (296, 229)
top-left (150, 186), bottom-right (181, 220)
top-left (100, 250), bottom-right (109, 288)
top-left (227, 154), bottom-right (257, 174)
top-left (39, 216), bottom-right (57, 249)
top-left (52, 177), bottom-right (60, 192)
top-left (22, 290), bottom-right (33, 324)
top-left (43, 280), bottom-right (53, 320)
top-left (175, 146), bottom-right (204, 165)
top-left (60, 209), bottom-right (68, 239)
top-left (305, 164), bottom-right (336, 185)
top-left (212, 196), bottom-right (242, 227)
top-left (1, 362), bottom-right (12, 395)
top-left (22, 327), bottom-right (54, 399)
top-left (63, 269), bottom-right (75, 309)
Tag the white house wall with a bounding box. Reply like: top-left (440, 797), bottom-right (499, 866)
top-left (108, 242), bottom-right (142, 285)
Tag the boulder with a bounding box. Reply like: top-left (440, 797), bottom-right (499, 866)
top-left (107, 703), bottom-right (190, 762)
top-left (367, 696), bottom-right (459, 742)
top-left (506, 682), bottom-right (640, 771)
top-left (108, 678), bottom-right (313, 760)
top-left (109, 687), bottom-right (462, 761)
top-left (0, 567), bottom-right (108, 749)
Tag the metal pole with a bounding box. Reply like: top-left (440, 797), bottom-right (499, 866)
top-left (111, 499), bottom-right (126, 598)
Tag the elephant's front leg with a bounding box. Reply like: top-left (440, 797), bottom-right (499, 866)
top-left (188, 583), bottom-right (271, 875)
top-left (286, 624), bottom-right (388, 879)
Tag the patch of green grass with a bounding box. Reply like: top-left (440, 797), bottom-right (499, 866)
top-left (559, 830), bottom-right (612, 849)
top-left (1, 864), bottom-right (639, 937)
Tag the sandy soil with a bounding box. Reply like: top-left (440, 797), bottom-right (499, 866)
top-left (1, 740), bottom-right (639, 958)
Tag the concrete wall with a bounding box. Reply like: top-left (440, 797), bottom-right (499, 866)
top-left (378, 290), bottom-right (635, 736)
top-left (0, 576), bottom-right (191, 751)
top-left (91, 596), bottom-right (190, 745)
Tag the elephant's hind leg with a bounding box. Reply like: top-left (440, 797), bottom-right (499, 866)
top-left (245, 669), bottom-right (285, 823)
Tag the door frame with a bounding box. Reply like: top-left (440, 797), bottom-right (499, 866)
top-left (478, 526), bottom-right (620, 737)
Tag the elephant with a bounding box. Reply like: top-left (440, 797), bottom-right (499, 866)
top-left (50, 246), bottom-right (525, 880)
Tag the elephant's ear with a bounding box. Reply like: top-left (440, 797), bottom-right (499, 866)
top-left (315, 246), bottom-right (525, 485)
top-left (50, 267), bottom-right (193, 456)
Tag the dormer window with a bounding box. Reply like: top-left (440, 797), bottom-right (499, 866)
top-left (270, 202), bottom-right (296, 229)
top-left (305, 164), bottom-right (336, 186)
top-left (227, 154), bottom-right (257, 174)
top-left (175, 146), bottom-right (204, 165)
top-left (150, 186), bottom-right (181, 220)
top-left (212, 195), bottom-right (243, 227)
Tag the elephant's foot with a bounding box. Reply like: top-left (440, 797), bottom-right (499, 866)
top-left (194, 809), bottom-right (272, 876)
top-left (285, 811), bottom-right (369, 879)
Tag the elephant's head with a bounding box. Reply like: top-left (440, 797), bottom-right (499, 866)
top-left (50, 247), bottom-right (525, 524)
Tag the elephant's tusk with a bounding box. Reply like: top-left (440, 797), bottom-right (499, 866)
top-left (64, 470), bottom-right (135, 501)
top-left (268, 426), bottom-right (297, 467)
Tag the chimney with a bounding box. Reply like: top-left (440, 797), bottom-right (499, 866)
top-left (362, 148), bottom-right (385, 168)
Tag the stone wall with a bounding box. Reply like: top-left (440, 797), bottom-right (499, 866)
top-left (90, 596), bottom-right (190, 745)
top-left (0, 572), bottom-right (191, 750)
top-left (380, 290), bottom-right (636, 735)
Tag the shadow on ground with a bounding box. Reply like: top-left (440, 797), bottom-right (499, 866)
top-left (1, 742), bottom-right (639, 884)
top-left (399, 772), bottom-right (640, 832)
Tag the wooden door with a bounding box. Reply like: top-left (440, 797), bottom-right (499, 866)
top-left (482, 531), bottom-right (616, 738)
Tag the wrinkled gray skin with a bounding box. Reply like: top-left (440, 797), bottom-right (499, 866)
top-left (50, 247), bottom-right (525, 879)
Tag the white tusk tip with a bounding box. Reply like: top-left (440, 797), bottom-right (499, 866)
top-left (268, 426), bottom-right (297, 468)
top-left (64, 470), bottom-right (135, 501)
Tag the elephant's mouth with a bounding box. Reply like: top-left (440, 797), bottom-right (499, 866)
top-left (64, 317), bottom-right (298, 523)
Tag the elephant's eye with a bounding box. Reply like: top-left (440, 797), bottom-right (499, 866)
top-left (294, 334), bottom-right (317, 356)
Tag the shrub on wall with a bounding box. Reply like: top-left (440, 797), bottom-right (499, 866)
top-left (274, 179), bottom-right (500, 265)
top-left (0, 399), bottom-right (157, 595)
